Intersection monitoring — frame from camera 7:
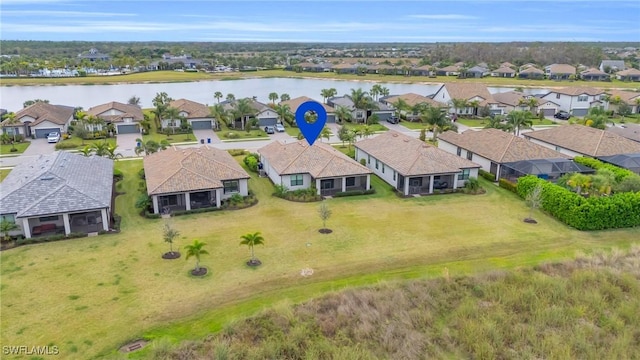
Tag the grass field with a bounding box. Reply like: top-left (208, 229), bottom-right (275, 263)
top-left (0, 142), bottom-right (30, 155)
top-left (3, 70), bottom-right (640, 90)
top-left (0, 168), bottom-right (11, 181)
top-left (55, 136), bottom-right (117, 150)
top-left (1, 159), bottom-right (638, 359)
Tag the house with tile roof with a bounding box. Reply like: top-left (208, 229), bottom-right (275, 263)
top-left (280, 96), bottom-right (336, 123)
top-left (355, 131), bottom-right (480, 195)
top-left (435, 64), bottom-right (462, 76)
top-left (166, 98), bottom-right (215, 130)
top-left (490, 66), bottom-right (516, 78)
top-left (580, 68), bottom-right (610, 81)
top-left (615, 68), bottom-right (640, 82)
top-left (1, 102), bottom-right (74, 139)
top-left (605, 90), bottom-right (640, 114)
top-left (259, 140), bottom-right (372, 196)
top-left (0, 152), bottom-right (113, 239)
top-left (463, 65), bottom-right (489, 78)
top-left (381, 93), bottom-right (441, 121)
top-left (438, 128), bottom-right (569, 181)
top-left (492, 91), bottom-right (539, 114)
top-left (143, 146), bottom-right (250, 214)
top-left (221, 98), bottom-right (278, 128)
top-left (523, 125), bottom-right (640, 158)
top-left (518, 66), bottom-right (545, 79)
top-left (431, 83), bottom-right (502, 116)
top-left (327, 95), bottom-right (394, 123)
top-left (86, 101), bottom-right (143, 134)
top-left (607, 124), bottom-right (640, 144)
top-left (539, 87), bottom-right (606, 116)
top-left (599, 60), bottom-right (626, 73)
top-left (545, 64), bottom-right (576, 80)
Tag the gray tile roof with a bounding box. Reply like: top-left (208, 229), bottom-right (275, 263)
top-left (0, 152), bottom-right (113, 218)
top-left (523, 125), bottom-right (640, 156)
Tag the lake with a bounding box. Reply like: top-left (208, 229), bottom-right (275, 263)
top-left (0, 78), bottom-right (551, 111)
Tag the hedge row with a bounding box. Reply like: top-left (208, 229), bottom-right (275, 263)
top-left (478, 169), bottom-right (496, 182)
top-left (333, 189), bottom-right (376, 197)
top-left (517, 175), bottom-right (640, 230)
top-left (498, 178), bottom-right (517, 193)
top-left (573, 156), bottom-right (636, 182)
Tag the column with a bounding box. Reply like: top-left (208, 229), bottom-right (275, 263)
top-left (429, 176), bottom-right (434, 194)
top-left (366, 175), bottom-right (371, 190)
top-left (453, 175), bottom-right (459, 189)
top-left (152, 196), bottom-right (159, 214)
top-left (341, 177), bottom-right (346, 192)
top-left (101, 209), bottom-right (109, 232)
top-left (216, 189), bottom-right (222, 208)
top-left (404, 178), bottom-right (409, 196)
top-left (23, 218), bottom-right (31, 239)
top-left (62, 213), bottom-right (71, 235)
top-left (185, 192), bottom-right (191, 211)
top-left (315, 178), bottom-right (321, 195)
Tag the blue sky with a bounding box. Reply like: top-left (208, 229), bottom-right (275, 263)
top-left (1, 0), bottom-right (639, 42)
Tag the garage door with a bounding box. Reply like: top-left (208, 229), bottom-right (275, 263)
top-left (572, 109), bottom-right (589, 117)
top-left (542, 108), bottom-right (555, 117)
top-left (191, 120), bottom-right (212, 130)
top-left (117, 124), bottom-right (139, 134)
top-left (326, 114), bottom-right (336, 123)
top-left (35, 128), bottom-right (60, 139)
top-left (259, 118), bottom-right (277, 126)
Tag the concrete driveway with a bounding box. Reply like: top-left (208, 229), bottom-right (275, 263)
top-left (193, 129), bottom-right (221, 145)
top-left (116, 133), bottom-right (141, 157)
top-left (0, 138), bottom-right (57, 168)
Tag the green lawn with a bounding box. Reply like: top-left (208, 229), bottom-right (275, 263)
top-left (0, 168), bottom-right (11, 181)
top-left (342, 122), bottom-right (387, 133)
top-left (217, 121), bottom-right (269, 140)
top-left (0, 142), bottom-right (30, 155)
top-left (456, 117), bottom-right (557, 128)
top-left (1, 160), bottom-right (638, 359)
top-left (55, 136), bottom-right (116, 149)
top-left (399, 120), bottom-right (430, 130)
top-left (140, 109), bottom-right (196, 145)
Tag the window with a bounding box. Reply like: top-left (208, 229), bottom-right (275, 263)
top-left (223, 180), bottom-right (239, 194)
top-left (39, 215), bottom-right (59, 222)
top-left (321, 179), bottom-right (334, 189)
top-left (457, 147), bottom-right (461, 156)
top-left (1, 214), bottom-right (15, 224)
top-left (375, 159), bottom-right (379, 170)
top-left (458, 168), bottom-right (470, 180)
top-left (577, 95), bottom-right (588, 102)
top-left (556, 93), bottom-right (561, 99)
top-left (290, 174), bottom-right (303, 187)
top-left (346, 177), bottom-right (355, 187)
top-left (393, 171), bottom-right (396, 181)
top-left (466, 151), bottom-right (473, 160)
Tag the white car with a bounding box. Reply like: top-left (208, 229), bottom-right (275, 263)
top-left (275, 123), bottom-right (285, 132)
top-left (47, 132), bottom-right (61, 143)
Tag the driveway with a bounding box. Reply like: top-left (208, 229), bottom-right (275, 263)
top-left (116, 133), bottom-right (140, 157)
top-left (193, 129), bottom-right (221, 145)
top-left (0, 138), bottom-right (56, 168)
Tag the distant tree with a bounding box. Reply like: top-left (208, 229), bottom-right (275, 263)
top-left (280, 93), bottom-right (291, 102)
top-left (321, 126), bottom-right (331, 142)
top-left (152, 92), bottom-right (172, 129)
top-left (240, 231), bottom-right (264, 266)
top-left (268, 92), bottom-right (279, 104)
top-left (274, 103), bottom-right (293, 126)
top-left (214, 91), bottom-right (223, 103)
top-left (232, 98), bottom-right (257, 130)
top-left (422, 106), bottom-right (448, 141)
top-left (184, 240), bottom-right (208, 273)
top-left (370, 84), bottom-right (382, 101)
top-left (337, 125), bottom-right (350, 146)
top-left (618, 102), bottom-right (631, 118)
top-left (22, 99), bottom-right (49, 108)
top-left (318, 201), bottom-right (332, 233)
top-left (128, 95), bottom-right (141, 107)
top-left (320, 88), bottom-right (337, 103)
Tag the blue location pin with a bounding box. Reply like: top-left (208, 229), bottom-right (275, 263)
top-left (295, 100), bottom-right (327, 146)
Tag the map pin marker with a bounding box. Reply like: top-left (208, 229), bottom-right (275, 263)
top-left (295, 100), bottom-right (327, 146)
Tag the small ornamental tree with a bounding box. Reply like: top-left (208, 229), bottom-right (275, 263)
top-left (318, 201), bottom-right (332, 234)
top-left (0, 220), bottom-right (18, 241)
top-left (525, 185), bottom-right (543, 223)
top-left (184, 240), bottom-right (208, 275)
top-left (240, 231), bottom-right (265, 266)
top-left (162, 222), bottom-right (180, 259)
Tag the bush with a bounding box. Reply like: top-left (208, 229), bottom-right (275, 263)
top-left (478, 169), bottom-right (496, 181)
top-left (228, 149), bottom-right (247, 156)
top-left (138, 168), bottom-right (146, 180)
top-left (573, 157), bottom-right (635, 182)
top-left (226, 132), bottom-right (240, 139)
top-left (463, 177), bottom-right (482, 194)
top-left (113, 168), bottom-right (124, 181)
top-left (243, 153), bottom-right (260, 172)
top-left (145, 211), bottom-right (161, 219)
top-left (498, 178), bottom-right (518, 193)
top-left (55, 142), bottom-right (78, 150)
top-left (333, 189), bottom-right (376, 197)
top-left (359, 158), bottom-right (366, 166)
top-left (172, 207), bottom-right (222, 216)
top-left (112, 215), bottom-right (122, 231)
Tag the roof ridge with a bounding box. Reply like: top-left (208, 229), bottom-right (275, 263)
top-left (280, 142), bottom-right (312, 174)
top-left (593, 128), bottom-right (606, 156)
top-left (193, 149), bottom-right (248, 177)
top-left (498, 132), bottom-right (517, 162)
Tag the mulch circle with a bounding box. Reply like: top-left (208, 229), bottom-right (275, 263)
top-left (162, 251), bottom-right (181, 259)
top-left (246, 259), bottom-right (262, 267)
top-left (190, 267), bottom-right (208, 276)
top-left (318, 228), bottom-right (333, 234)
top-left (523, 218), bottom-right (538, 224)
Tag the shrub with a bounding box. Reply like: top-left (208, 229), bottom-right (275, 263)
top-left (573, 157), bottom-right (635, 182)
top-left (478, 169), bottom-right (496, 181)
top-left (113, 168), bottom-right (124, 181)
top-left (112, 215), bottom-right (122, 231)
top-left (172, 207), bottom-right (222, 216)
top-left (463, 177), bottom-right (481, 194)
top-left (243, 153), bottom-right (260, 172)
top-left (137, 168), bottom-right (146, 180)
top-left (228, 149), bottom-right (247, 156)
top-left (498, 178), bottom-right (518, 193)
top-left (225, 132), bottom-right (240, 139)
top-left (145, 211), bottom-right (161, 219)
top-left (55, 142), bottom-right (78, 150)
top-left (273, 184), bottom-right (289, 198)
top-left (359, 158), bottom-right (367, 166)
top-left (333, 189), bottom-right (376, 197)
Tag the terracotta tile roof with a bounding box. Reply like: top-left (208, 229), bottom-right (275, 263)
top-left (493, 66), bottom-right (516, 74)
top-left (607, 90), bottom-right (640, 104)
top-left (519, 67), bottom-right (544, 75)
top-left (492, 91), bottom-right (538, 107)
top-left (607, 124), bottom-right (640, 143)
top-left (438, 128), bottom-right (568, 163)
top-left (441, 83), bottom-right (496, 103)
top-left (143, 146), bottom-right (249, 195)
top-left (356, 131), bottom-right (480, 176)
top-left (384, 93), bottom-right (441, 107)
top-left (259, 140), bottom-right (371, 178)
top-left (87, 101), bottom-right (143, 123)
top-left (280, 96), bottom-right (335, 113)
top-left (550, 87), bottom-right (604, 96)
top-left (581, 67), bottom-right (608, 76)
top-left (547, 64), bottom-right (576, 74)
top-left (523, 125), bottom-right (640, 157)
top-left (5, 102), bottom-right (74, 126)
top-left (169, 99), bottom-right (211, 118)
top-left (616, 68), bottom-right (640, 76)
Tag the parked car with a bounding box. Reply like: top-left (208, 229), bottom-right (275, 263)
top-left (275, 123), bottom-right (285, 132)
top-left (47, 132), bottom-right (61, 143)
top-left (264, 126), bottom-right (275, 134)
top-left (387, 116), bottom-right (399, 124)
top-left (554, 111), bottom-right (571, 120)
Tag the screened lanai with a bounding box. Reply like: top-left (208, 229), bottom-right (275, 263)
top-left (597, 153), bottom-right (640, 175)
top-left (499, 158), bottom-right (595, 182)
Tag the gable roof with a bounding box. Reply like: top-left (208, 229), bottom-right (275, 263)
top-left (87, 101), bottom-right (144, 123)
top-left (259, 140), bottom-right (371, 178)
top-left (616, 68), bottom-right (640, 76)
top-left (519, 67), bottom-right (544, 75)
top-left (523, 125), bottom-right (640, 157)
top-left (169, 98), bottom-right (211, 118)
top-left (143, 146), bottom-right (249, 195)
top-left (492, 91), bottom-right (537, 107)
top-left (607, 90), bottom-right (640, 104)
top-left (546, 64), bottom-right (576, 74)
top-left (0, 152), bottom-right (113, 217)
top-left (581, 68), bottom-right (608, 76)
top-left (600, 60), bottom-right (626, 70)
top-left (607, 124), bottom-right (640, 143)
top-left (549, 87), bottom-right (604, 96)
top-left (384, 93), bottom-right (441, 107)
top-left (438, 128), bottom-right (569, 163)
top-left (280, 96), bottom-right (335, 114)
top-left (492, 66), bottom-right (516, 74)
top-left (5, 102), bottom-right (74, 126)
top-left (356, 131), bottom-right (480, 176)
top-left (439, 83), bottom-right (495, 103)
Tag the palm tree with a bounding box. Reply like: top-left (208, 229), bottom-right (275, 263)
top-left (392, 98), bottom-right (410, 121)
top-left (334, 105), bottom-right (353, 124)
top-left (280, 93), bottom-right (291, 102)
top-left (210, 104), bottom-right (227, 130)
top-left (506, 110), bottom-right (533, 136)
top-left (105, 144), bottom-right (123, 160)
top-left (321, 127), bottom-right (331, 142)
top-left (468, 100), bottom-right (481, 117)
top-left (370, 84), bottom-right (382, 101)
top-left (184, 240), bottom-right (208, 272)
top-left (422, 106), bottom-right (448, 141)
top-left (214, 91), bottom-right (223, 103)
top-left (233, 98), bottom-right (256, 130)
top-left (379, 86), bottom-right (390, 98)
top-left (1, 112), bottom-right (20, 150)
top-left (79, 144), bottom-right (93, 157)
top-left (239, 231), bottom-right (264, 266)
top-left (361, 125), bottom-right (374, 138)
top-left (274, 104), bottom-right (293, 127)
top-left (163, 107), bottom-right (183, 133)
top-left (450, 98), bottom-right (469, 117)
top-left (0, 220), bottom-right (18, 241)
top-left (350, 88), bottom-right (370, 124)
top-left (152, 92), bottom-right (172, 129)
top-left (128, 96), bottom-right (141, 107)
top-left (226, 93), bottom-right (236, 102)
top-left (268, 92), bottom-right (279, 104)
top-left (320, 88), bottom-right (337, 103)
top-left (91, 141), bottom-right (110, 157)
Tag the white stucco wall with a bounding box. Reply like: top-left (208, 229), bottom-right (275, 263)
top-left (31, 120), bottom-right (68, 133)
top-left (438, 139), bottom-right (497, 179)
top-left (526, 138), bottom-right (582, 157)
top-left (356, 148), bottom-right (399, 189)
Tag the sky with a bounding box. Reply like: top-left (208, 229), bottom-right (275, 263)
top-left (1, 0), bottom-right (639, 43)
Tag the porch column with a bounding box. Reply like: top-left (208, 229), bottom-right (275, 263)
top-left (315, 178), bottom-right (321, 195)
top-left (101, 209), bottom-right (109, 232)
top-left (62, 213), bottom-right (71, 235)
top-left (22, 218), bottom-right (31, 239)
top-left (365, 175), bottom-right (371, 190)
top-left (429, 176), bottom-right (434, 194)
top-left (341, 177), bottom-right (346, 192)
top-left (185, 192), bottom-right (191, 211)
top-left (152, 195), bottom-right (159, 214)
top-left (453, 175), bottom-right (459, 189)
top-left (216, 189), bottom-right (222, 208)
top-left (403, 178), bottom-right (409, 196)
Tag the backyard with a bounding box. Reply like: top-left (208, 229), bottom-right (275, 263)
top-left (1, 158), bottom-right (638, 359)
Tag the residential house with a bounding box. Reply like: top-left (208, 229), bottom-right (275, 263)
top-left (431, 83), bottom-right (502, 116)
top-left (259, 140), bottom-right (372, 196)
top-left (296, 62), bottom-right (333, 72)
top-left (607, 124), bottom-right (640, 143)
top-left (490, 66), bottom-right (516, 78)
top-left (536, 98), bottom-right (562, 117)
top-left (518, 67), bottom-right (545, 79)
top-left (463, 65), bottom-right (489, 78)
top-left (616, 68), bottom-right (640, 82)
top-left (280, 96), bottom-right (336, 123)
top-left (221, 98), bottom-right (278, 128)
top-left (435, 64), bottom-right (461, 76)
top-left (0, 152), bottom-right (113, 239)
top-left (1, 102), bottom-right (74, 138)
top-left (86, 101), bottom-right (143, 134)
top-left (438, 128), bottom-right (569, 181)
top-left (545, 64), bottom-right (576, 80)
top-left (77, 48), bottom-right (110, 62)
top-left (500, 62), bottom-right (516, 69)
top-left (411, 64), bottom-right (435, 76)
top-left (492, 91), bottom-right (539, 114)
top-left (327, 95), bottom-right (394, 122)
top-left (539, 87), bottom-right (605, 116)
top-left (165, 99), bottom-right (215, 130)
top-left (524, 125), bottom-right (640, 158)
top-left (606, 90), bottom-right (640, 114)
top-left (332, 63), bottom-right (361, 74)
top-left (599, 60), bottom-right (626, 73)
top-left (143, 146), bottom-right (250, 214)
top-left (580, 68), bottom-right (610, 81)
top-left (381, 93), bottom-right (441, 121)
top-left (355, 130), bottom-right (480, 195)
